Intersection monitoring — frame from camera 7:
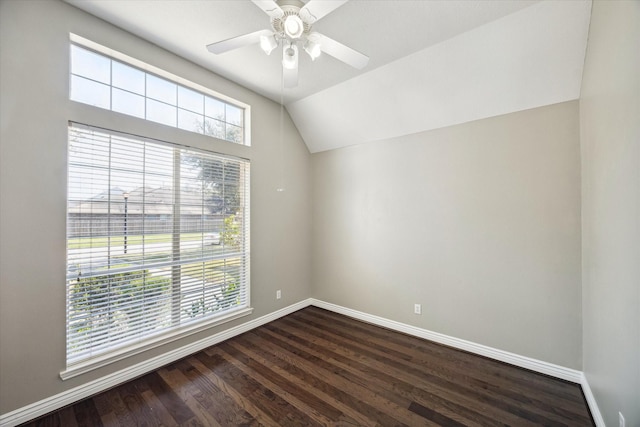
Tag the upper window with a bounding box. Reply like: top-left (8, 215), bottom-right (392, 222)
top-left (70, 44), bottom-right (246, 145)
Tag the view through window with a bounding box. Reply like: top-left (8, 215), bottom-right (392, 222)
top-left (70, 44), bottom-right (246, 145)
top-left (66, 124), bottom-right (250, 366)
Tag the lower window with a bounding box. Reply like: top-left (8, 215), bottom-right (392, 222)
top-left (65, 123), bottom-right (250, 368)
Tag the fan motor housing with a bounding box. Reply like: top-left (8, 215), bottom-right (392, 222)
top-left (272, 1), bottom-right (312, 39)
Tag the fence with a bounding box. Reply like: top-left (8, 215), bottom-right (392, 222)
top-left (68, 214), bottom-right (225, 238)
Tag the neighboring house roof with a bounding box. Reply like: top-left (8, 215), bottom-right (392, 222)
top-left (69, 187), bottom-right (215, 216)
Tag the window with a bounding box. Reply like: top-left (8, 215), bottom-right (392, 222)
top-left (65, 123), bottom-right (250, 372)
top-left (70, 43), bottom-right (246, 145)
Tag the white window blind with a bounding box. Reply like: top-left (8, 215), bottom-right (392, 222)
top-left (66, 123), bottom-right (250, 367)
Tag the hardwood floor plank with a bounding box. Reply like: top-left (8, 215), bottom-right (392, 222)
top-left (90, 391), bottom-right (117, 427)
top-left (287, 309), bottom-right (590, 426)
top-left (216, 341), bottom-right (343, 425)
top-left (304, 307), bottom-right (585, 404)
top-left (118, 379), bottom-right (160, 427)
top-left (138, 389), bottom-right (179, 427)
top-left (190, 351), bottom-right (287, 426)
top-left (155, 368), bottom-right (215, 427)
top-left (233, 333), bottom-right (403, 426)
top-left (93, 388), bottom-right (136, 427)
top-left (72, 398), bottom-right (103, 427)
top-left (256, 323), bottom-right (487, 426)
top-left (310, 311), bottom-right (593, 423)
top-left (274, 315), bottom-right (540, 426)
top-left (177, 417), bottom-right (205, 427)
top-left (19, 307), bottom-right (595, 427)
top-left (263, 320), bottom-right (514, 427)
top-left (57, 407), bottom-right (79, 427)
top-left (408, 401), bottom-right (470, 427)
top-left (144, 371), bottom-right (195, 424)
top-left (259, 319), bottom-right (500, 426)
top-left (240, 329), bottom-right (438, 426)
top-left (196, 350), bottom-right (321, 426)
top-left (313, 308), bottom-right (594, 424)
top-left (31, 413), bottom-right (60, 427)
top-left (221, 339), bottom-right (379, 426)
top-left (176, 357), bottom-right (260, 426)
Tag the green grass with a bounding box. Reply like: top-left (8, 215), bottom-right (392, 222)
top-left (68, 232), bottom-right (206, 249)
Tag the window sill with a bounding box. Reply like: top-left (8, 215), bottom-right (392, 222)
top-left (60, 307), bottom-right (253, 380)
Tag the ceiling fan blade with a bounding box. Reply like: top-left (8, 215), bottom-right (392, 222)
top-left (316, 33), bottom-right (369, 69)
top-left (283, 64), bottom-right (299, 88)
top-left (299, 0), bottom-right (348, 24)
top-left (283, 66), bottom-right (298, 88)
top-left (251, 0), bottom-right (284, 19)
top-left (282, 44), bottom-right (299, 88)
top-left (207, 29), bottom-right (274, 54)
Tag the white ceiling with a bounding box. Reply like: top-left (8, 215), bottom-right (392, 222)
top-left (65, 0), bottom-right (592, 153)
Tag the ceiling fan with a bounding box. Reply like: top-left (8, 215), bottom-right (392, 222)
top-left (206, 0), bottom-right (369, 88)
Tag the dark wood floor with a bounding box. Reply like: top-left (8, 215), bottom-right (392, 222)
top-left (22, 306), bottom-right (594, 426)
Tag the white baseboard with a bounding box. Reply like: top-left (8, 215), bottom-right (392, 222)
top-left (310, 299), bottom-right (584, 383)
top-left (1, 298), bottom-right (599, 427)
top-left (0, 299), bottom-right (312, 427)
top-left (580, 373), bottom-right (605, 427)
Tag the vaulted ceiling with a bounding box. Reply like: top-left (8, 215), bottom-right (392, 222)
top-left (65, 0), bottom-right (592, 153)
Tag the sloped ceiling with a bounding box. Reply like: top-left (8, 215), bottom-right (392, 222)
top-left (290, 0), bottom-right (592, 152)
top-left (65, 0), bottom-right (592, 153)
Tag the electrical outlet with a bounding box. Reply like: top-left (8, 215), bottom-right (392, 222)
top-left (619, 412), bottom-right (625, 427)
top-left (414, 304), bottom-right (421, 315)
top-left (276, 290), bottom-right (281, 300)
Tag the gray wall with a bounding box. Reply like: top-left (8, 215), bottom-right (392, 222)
top-left (2, 0), bottom-right (638, 421)
top-left (580, 1), bottom-right (640, 425)
top-left (0, 0), bottom-right (311, 414)
top-left (311, 101), bottom-right (583, 369)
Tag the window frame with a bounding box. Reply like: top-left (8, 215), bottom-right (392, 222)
top-left (63, 36), bottom-right (252, 380)
top-left (62, 123), bottom-right (251, 380)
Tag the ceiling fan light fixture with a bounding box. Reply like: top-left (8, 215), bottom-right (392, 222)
top-left (283, 14), bottom-right (304, 39)
top-left (282, 44), bottom-right (298, 70)
top-left (304, 33), bottom-right (322, 60)
top-left (206, 0), bottom-right (370, 88)
top-left (259, 34), bottom-right (278, 55)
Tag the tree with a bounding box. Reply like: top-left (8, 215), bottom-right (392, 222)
top-left (221, 214), bottom-right (240, 248)
top-left (181, 153), bottom-right (241, 215)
